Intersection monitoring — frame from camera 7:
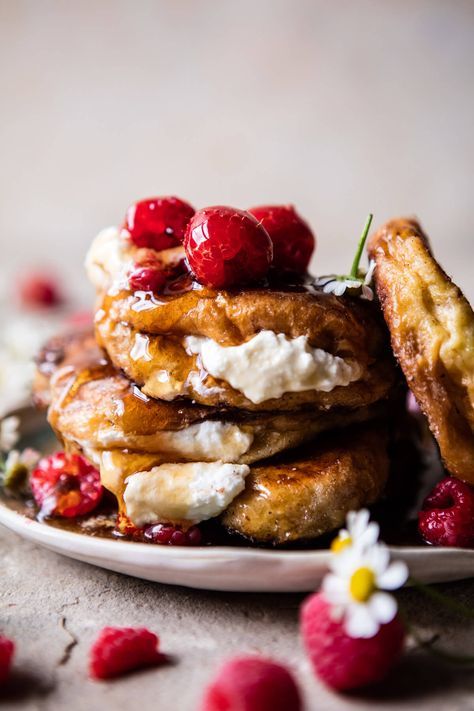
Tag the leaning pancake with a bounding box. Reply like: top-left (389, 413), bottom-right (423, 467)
top-left (35, 331), bottom-right (388, 465)
top-left (369, 218), bottom-right (474, 484)
top-left (88, 226), bottom-right (397, 411)
top-left (222, 423), bottom-right (389, 544)
top-left (65, 421), bottom-right (389, 545)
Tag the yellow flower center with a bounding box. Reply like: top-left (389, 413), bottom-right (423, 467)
top-left (349, 567), bottom-right (376, 602)
top-left (330, 534), bottom-right (352, 553)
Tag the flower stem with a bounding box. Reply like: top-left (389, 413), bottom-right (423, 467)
top-left (409, 577), bottom-right (474, 620)
top-left (350, 213), bottom-right (373, 278)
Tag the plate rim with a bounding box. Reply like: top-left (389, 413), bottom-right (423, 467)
top-left (1, 497), bottom-right (473, 563)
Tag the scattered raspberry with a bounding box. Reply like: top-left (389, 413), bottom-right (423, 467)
top-left (19, 272), bottom-right (63, 309)
top-left (249, 205), bottom-right (315, 273)
top-left (128, 265), bottom-right (168, 293)
top-left (200, 656), bottom-right (302, 711)
top-left (0, 636), bottom-right (14, 684)
top-left (301, 592), bottom-right (405, 691)
top-left (89, 627), bottom-right (166, 680)
top-left (30, 452), bottom-right (103, 518)
top-left (418, 477), bottom-right (474, 548)
top-left (65, 310), bottom-right (93, 328)
top-left (143, 523), bottom-right (202, 546)
top-left (184, 206), bottom-right (273, 289)
top-left (123, 196), bottom-right (195, 250)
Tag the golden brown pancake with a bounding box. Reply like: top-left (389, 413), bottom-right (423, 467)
top-left (88, 224), bottom-right (398, 411)
top-left (369, 218), bottom-right (474, 484)
top-left (95, 300), bottom-right (397, 412)
top-left (64, 421), bottom-right (389, 544)
top-left (35, 331), bottom-right (389, 465)
top-left (222, 423), bottom-right (389, 544)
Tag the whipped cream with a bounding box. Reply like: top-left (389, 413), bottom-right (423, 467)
top-left (85, 226), bottom-right (131, 292)
top-left (123, 461), bottom-right (250, 525)
top-left (92, 420), bottom-right (253, 462)
top-left (85, 226), bottom-right (185, 294)
top-left (185, 331), bottom-right (361, 404)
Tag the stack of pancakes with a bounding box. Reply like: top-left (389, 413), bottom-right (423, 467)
top-left (35, 219), bottom-right (406, 544)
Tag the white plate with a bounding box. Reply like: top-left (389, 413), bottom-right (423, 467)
top-left (0, 500), bottom-right (473, 592)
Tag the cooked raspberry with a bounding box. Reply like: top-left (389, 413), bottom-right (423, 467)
top-left (301, 592), bottom-right (405, 691)
top-left (143, 523), bottom-right (202, 546)
top-left (248, 205), bottom-right (315, 273)
top-left (418, 477), bottom-right (474, 548)
top-left (0, 636), bottom-right (14, 684)
top-left (128, 265), bottom-right (168, 293)
top-left (200, 656), bottom-right (302, 711)
top-left (19, 272), bottom-right (63, 308)
top-left (89, 627), bottom-right (166, 680)
top-left (184, 206), bottom-right (273, 289)
top-left (124, 196), bottom-right (195, 250)
top-left (30, 452), bottom-right (103, 518)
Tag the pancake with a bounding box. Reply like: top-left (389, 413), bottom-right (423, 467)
top-left (35, 331), bottom-right (389, 466)
top-left (369, 218), bottom-right (474, 484)
top-left (95, 311), bottom-right (398, 411)
top-left (87, 226), bottom-right (398, 411)
top-left (222, 422), bottom-right (389, 544)
top-left (65, 421), bottom-right (389, 544)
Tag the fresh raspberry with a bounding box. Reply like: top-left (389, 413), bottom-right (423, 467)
top-left (143, 523), bottom-right (202, 546)
top-left (184, 206), bottom-right (273, 289)
top-left (418, 477), bottom-right (474, 548)
top-left (248, 205), bottom-right (315, 273)
top-left (200, 656), bottom-right (302, 711)
top-left (301, 592), bottom-right (405, 691)
top-left (19, 272), bottom-right (63, 308)
top-left (0, 636), bottom-right (14, 684)
top-left (30, 452), bottom-right (103, 518)
top-left (123, 196), bottom-right (195, 250)
top-left (128, 265), bottom-right (168, 293)
top-left (89, 627), bottom-right (166, 680)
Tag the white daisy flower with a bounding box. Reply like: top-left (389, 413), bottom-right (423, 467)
top-left (315, 260), bottom-right (376, 302)
top-left (331, 508), bottom-right (380, 554)
top-left (322, 543), bottom-right (408, 639)
top-left (0, 416), bottom-right (20, 453)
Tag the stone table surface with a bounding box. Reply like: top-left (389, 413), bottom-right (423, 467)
top-left (1, 527), bottom-right (473, 711)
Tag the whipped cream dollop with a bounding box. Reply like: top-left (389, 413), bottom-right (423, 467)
top-left (85, 226), bottom-right (131, 292)
top-left (185, 331), bottom-right (361, 404)
top-left (91, 420), bottom-right (253, 462)
top-left (123, 461), bottom-right (250, 526)
top-left (85, 226), bottom-right (185, 294)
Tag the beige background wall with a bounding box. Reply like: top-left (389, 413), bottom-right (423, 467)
top-left (1, 0), bottom-right (473, 302)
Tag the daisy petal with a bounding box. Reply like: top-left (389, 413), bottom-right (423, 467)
top-left (369, 591), bottom-right (397, 625)
top-left (377, 561), bottom-right (409, 590)
top-left (345, 603), bottom-right (379, 639)
top-left (366, 543), bottom-right (390, 575)
top-left (322, 574), bottom-right (350, 604)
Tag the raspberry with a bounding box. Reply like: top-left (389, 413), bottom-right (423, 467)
top-left (128, 265), bottom-right (168, 293)
top-left (200, 656), bottom-right (302, 711)
top-left (418, 477), bottom-right (474, 548)
top-left (301, 592), bottom-right (405, 691)
top-left (30, 452), bottom-right (103, 518)
top-left (123, 196), bottom-right (195, 250)
top-left (0, 636), bottom-right (14, 684)
top-left (248, 205), bottom-right (315, 273)
top-left (184, 206), bottom-right (273, 289)
top-left (89, 627), bottom-right (166, 680)
top-left (143, 523), bottom-right (202, 546)
top-left (19, 272), bottom-right (63, 308)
